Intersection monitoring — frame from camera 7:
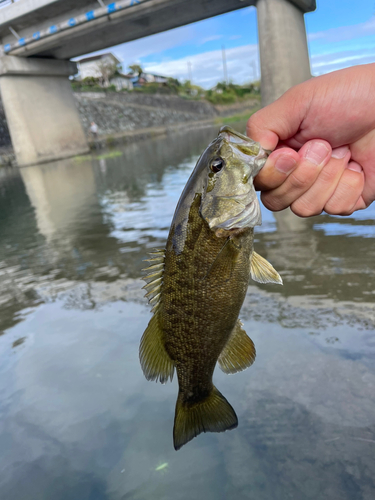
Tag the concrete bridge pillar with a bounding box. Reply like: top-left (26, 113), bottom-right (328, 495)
top-left (0, 56), bottom-right (89, 166)
top-left (256, 0), bottom-right (312, 106)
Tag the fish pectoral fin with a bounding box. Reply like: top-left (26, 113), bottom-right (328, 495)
top-left (173, 386), bottom-right (238, 450)
top-left (202, 238), bottom-right (236, 282)
top-left (218, 319), bottom-right (256, 374)
top-left (139, 312), bottom-right (174, 384)
top-left (250, 251), bottom-right (283, 285)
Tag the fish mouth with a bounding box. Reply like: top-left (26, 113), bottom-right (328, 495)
top-left (218, 126), bottom-right (269, 175)
top-left (219, 126), bottom-right (254, 144)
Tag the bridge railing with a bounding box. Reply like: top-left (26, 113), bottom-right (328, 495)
top-left (0, 0), bottom-right (21, 9)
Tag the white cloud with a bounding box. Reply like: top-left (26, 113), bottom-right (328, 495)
top-left (82, 24), bottom-right (197, 68)
top-left (144, 44), bottom-right (260, 88)
top-left (308, 16), bottom-right (375, 43)
top-left (199, 35), bottom-right (223, 45)
top-left (311, 47), bottom-right (375, 75)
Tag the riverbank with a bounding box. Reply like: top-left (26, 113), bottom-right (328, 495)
top-left (0, 92), bottom-right (259, 166)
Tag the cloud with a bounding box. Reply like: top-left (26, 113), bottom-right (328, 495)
top-left (82, 24), bottom-right (197, 67)
top-left (311, 47), bottom-right (375, 75)
top-left (199, 35), bottom-right (223, 45)
top-left (143, 44), bottom-right (260, 88)
top-left (308, 16), bottom-right (375, 43)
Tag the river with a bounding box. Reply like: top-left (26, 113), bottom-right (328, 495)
top-left (0, 125), bottom-right (374, 500)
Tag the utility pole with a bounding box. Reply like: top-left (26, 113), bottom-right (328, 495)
top-left (187, 61), bottom-right (193, 83)
top-left (250, 60), bottom-right (257, 81)
top-left (221, 45), bottom-right (228, 84)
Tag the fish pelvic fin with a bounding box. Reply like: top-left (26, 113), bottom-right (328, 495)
top-left (218, 319), bottom-right (256, 374)
top-left (173, 386), bottom-right (238, 450)
top-left (139, 312), bottom-right (174, 384)
top-left (250, 251), bottom-right (283, 285)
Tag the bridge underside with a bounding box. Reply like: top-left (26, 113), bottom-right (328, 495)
top-left (2, 0), bottom-right (259, 60)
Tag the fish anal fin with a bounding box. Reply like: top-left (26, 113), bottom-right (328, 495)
top-left (218, 319), bottom-right (256, 374)
top-left (250, 251), bottom-right (282, 285)
top-left (173, 386), bottom-right (237, 450)
top-left (139, 312), bottom-right (174, 384)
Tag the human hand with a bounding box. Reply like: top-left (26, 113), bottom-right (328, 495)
top-left (247, 64), bottom-right (375, 216)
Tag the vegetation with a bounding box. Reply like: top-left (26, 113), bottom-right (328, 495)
top-left (72, 63), bottom-right (261, 105)
top-left (206, 81), bottom-right (260, 105)
top-left (128, 64), bottom-right (143, 76)
top-left (71, 77), bottom-right (104, 92)
top-left (97, 58), bottom-right (119, 87)
top-left (215, 107), bottom-right (260, 125)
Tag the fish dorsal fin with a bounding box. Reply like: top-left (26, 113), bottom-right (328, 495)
top-left (140, 248), bottom-right (174, 384)
top-left (218, 319), bottom-right (256, 374)
top-left (139, 312), bottom-right (174, 384)
top-left (250, 251), bottom-right (283, 285)
top-left (142, 248), bottom-right (165, 310)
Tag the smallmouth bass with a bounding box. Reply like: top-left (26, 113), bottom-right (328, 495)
top-left (140, 126), bottom-right (282, 450)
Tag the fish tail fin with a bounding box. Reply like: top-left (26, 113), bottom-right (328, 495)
top-left (173, 386), bottom-right (238, 450)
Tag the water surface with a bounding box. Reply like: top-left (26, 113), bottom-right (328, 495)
top-left (0, 126), bottom-right (374, 500)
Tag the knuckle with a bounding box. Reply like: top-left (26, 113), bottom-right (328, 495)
top-left (324, 202), bottom-right (353, 216)
top-left (291, 199), bottom-right (322, 217)
top-left (287, 169), bottom-right (315, 191)
top-left (261, 192), bottom-right (287, 212)
top-left (318, 165), bottom-right (340, 184)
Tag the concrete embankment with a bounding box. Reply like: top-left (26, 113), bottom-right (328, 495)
top-left (0, 92), bottom-right (259, 166)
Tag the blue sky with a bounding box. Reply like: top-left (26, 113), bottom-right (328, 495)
top-left (87, 0), bottom-right (375, 88)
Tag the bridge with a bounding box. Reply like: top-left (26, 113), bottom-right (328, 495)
top-left (0, 0), bottom-right (316, 166)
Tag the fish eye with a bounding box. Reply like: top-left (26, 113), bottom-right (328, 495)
top-left (210, 158), bottom-right (224, 173)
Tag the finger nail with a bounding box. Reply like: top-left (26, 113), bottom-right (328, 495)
top-left (347, 161), bottom-right (363, 173)
top-left (303, 142), bottom-right (330, 166)
top-left (332, 146), bottom-right (350, 159)
top-left (274, 155), bottom-right (297, 174)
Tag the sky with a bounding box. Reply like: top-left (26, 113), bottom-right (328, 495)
top-left (81, 0), bottom-right (375, 88)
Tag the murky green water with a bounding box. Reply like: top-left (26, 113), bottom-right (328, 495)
top-left (0, 126), bottom-right (374, 500)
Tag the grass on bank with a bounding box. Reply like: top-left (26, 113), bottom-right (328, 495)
top-left (72, 77), bottom-right (261, 105)
top-left (216, 107), bottom-right (261, 125)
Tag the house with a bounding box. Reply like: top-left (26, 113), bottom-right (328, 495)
top-left (132, 72), bottom-right (168, 87)
top-left (77, 53), bottom-right (121, 80)
top-left (109, 73), bottom-right (133, 91)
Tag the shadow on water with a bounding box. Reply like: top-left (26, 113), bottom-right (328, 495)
top-left (0, 124), bottom-right (374, 500)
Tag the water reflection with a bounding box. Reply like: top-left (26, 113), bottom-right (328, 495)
top-left (0, 125), bottom-right (374, 500)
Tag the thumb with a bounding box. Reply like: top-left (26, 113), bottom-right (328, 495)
top-left (247, 82), bottom-right (312, 151)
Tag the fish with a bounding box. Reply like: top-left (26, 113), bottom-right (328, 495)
top-left (140, 126), bottom-right (282, 450)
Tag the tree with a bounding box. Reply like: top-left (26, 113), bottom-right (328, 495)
top-left (97, 58), bottom-right (118, 87)
top-left (128, 64), bottom-right (143, 77)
